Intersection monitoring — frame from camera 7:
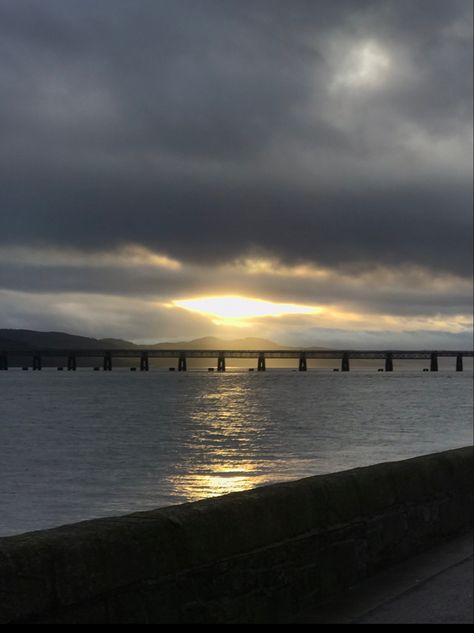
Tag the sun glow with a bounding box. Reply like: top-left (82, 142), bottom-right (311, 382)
top-left (172, 295), bottom-right (321, 324)
top-left (331, 40), bottom-right (392, 91)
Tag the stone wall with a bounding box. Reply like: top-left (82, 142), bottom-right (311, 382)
top-left (0, 447), bottom-right (472, 623)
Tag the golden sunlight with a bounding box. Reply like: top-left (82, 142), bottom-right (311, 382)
top-left (172, 295), bottom-right (321, 324)
top-left (166, 466), bottom-right (268, 502)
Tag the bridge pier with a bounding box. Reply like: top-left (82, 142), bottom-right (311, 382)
top-left (103, 353), bottom-right (112, 371)
top-left (67, 355), bottom-right (77, 371)
top-left (299, 354), bottom-right (307, 371)
top-left (178, 354), bottom-right (187, 371)
top-left (0, 355), bottom-right (8, 370)
top-left (384, 353), bottom-right (393, 372)
top-left (341, 354), bottom-right (350, 372)
top-left (456, 354), bottom-right (463, 372)
top-left (140, 353), bottom-right (149, 371)
top-left (33, 355), bottom-right (42, 371)
top-left (217, 353), bottom-right (226, 372)
top-left (430, 352), bottom-right (438, 372)
top-left (258, 353), bottom-right (266, 371)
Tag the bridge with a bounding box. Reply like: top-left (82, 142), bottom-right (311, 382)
top-left (0, 349), bottom-right (472, 372)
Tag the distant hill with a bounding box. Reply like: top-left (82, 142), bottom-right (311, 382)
top-left (0, 329), bottom-right (117, 350)
top-left (0, 329), bottom-right (293, 351)
top-left (99, 338), bottom-right (138, 349)
top-left (150, 336), bottom-right (290, 350)
top-left (0, 329), bottom-right (337, 368)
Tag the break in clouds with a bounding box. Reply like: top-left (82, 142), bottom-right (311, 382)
top-left (0, 0), bottom-right (472, 345)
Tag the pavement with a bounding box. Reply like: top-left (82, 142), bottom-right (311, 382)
top-left (293, 531), bottom-right (473, 624)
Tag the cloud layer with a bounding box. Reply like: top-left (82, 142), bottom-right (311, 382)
top-left (0, 0), bottom-right (472, 344)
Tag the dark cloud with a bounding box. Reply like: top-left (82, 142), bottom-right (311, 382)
top-left (1, 173), bottom-right (471, 276)
top-left (0, 0), bottom-right (472, 338)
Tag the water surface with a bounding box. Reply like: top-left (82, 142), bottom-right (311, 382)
top-left (0, 369), bottom-right (472, 536)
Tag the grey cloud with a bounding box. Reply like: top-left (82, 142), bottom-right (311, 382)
top-left (0, 0), bottom-right (472, 313)
top-left (1, 286), bottom-right (472, 349)
top-left (0, 289), bottom-right (214, 341)
top-left (1, 174), bottom-right (471, 276)
top-left (0, 253), bottom-right (471, 320)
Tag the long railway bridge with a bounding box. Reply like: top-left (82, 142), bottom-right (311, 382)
top-left (0, 349), bottom-right (472, 372)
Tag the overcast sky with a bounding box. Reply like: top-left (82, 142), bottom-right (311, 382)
top-left (0, 0), bottom-right (472, 346)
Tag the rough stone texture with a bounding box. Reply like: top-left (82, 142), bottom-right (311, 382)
top-left (0, 447), bottom-right (472, 623)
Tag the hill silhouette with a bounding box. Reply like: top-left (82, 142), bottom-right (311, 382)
top-left (0, 329), bottom-right (291, 351)
top-left (148, 336), bottom-right (289, 350)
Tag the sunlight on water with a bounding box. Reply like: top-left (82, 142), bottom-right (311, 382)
top-left (167, 464), bottom-right (268, 501)
top-left (0, 369), bottom-right (472, 535)
top-left (166, 381), bottom-right (270, 499)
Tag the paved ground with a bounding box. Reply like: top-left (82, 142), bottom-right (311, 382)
top-left (294, 532), bottom-right (473, 624)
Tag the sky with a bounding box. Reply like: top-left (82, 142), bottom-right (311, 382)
top-left (0, 0), bottom-right (472, 347)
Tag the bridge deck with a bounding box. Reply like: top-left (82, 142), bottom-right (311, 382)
top-left (1, 349), bottom-right (472, 359)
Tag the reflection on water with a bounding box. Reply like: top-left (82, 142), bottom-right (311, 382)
top-left (169, 382), bottom-right (270, 500)
top-left (166, 464), bottom-right (268, 501)
top-left (0, 370), bottom-right (472, 535)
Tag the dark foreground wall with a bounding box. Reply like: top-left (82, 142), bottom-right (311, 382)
top-left (0, 447), bottom-right (472, 624)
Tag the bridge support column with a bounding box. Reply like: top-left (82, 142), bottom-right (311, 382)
top-left (217, 353), bottom-right (226, 372)
top-left (0, 355), bottom-right (8, 370)
top-left (178, 354), bottom-right (187, 371)
top-left (33, 355), bottom-right (42, 371)
top-left (258, 353), bottom-right (266, 371)
top-left (67, 355), bottom-right (77, 371)
top-left (140, 352), bottom-right (149, 371)
top-left (299, 354), bottom-right (307, 371)
top-left (456, 354), bottom-right (463, 372)
top-left (103, 352), bottom-right (112, 371)
top-left (341, 354), bottom-right (350, 372)
top-left (430, 352), bottom-right (438, 372)
top-left (385, 353), bottom-right (393, 372)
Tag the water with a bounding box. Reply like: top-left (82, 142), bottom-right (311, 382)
top-left (0, 369), bottom-right (472, 536)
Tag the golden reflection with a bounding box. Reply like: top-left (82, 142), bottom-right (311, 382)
top-left (167, 462), bottom-right (268, 502)
top-left (167, 381), bottom-right (271, 501)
